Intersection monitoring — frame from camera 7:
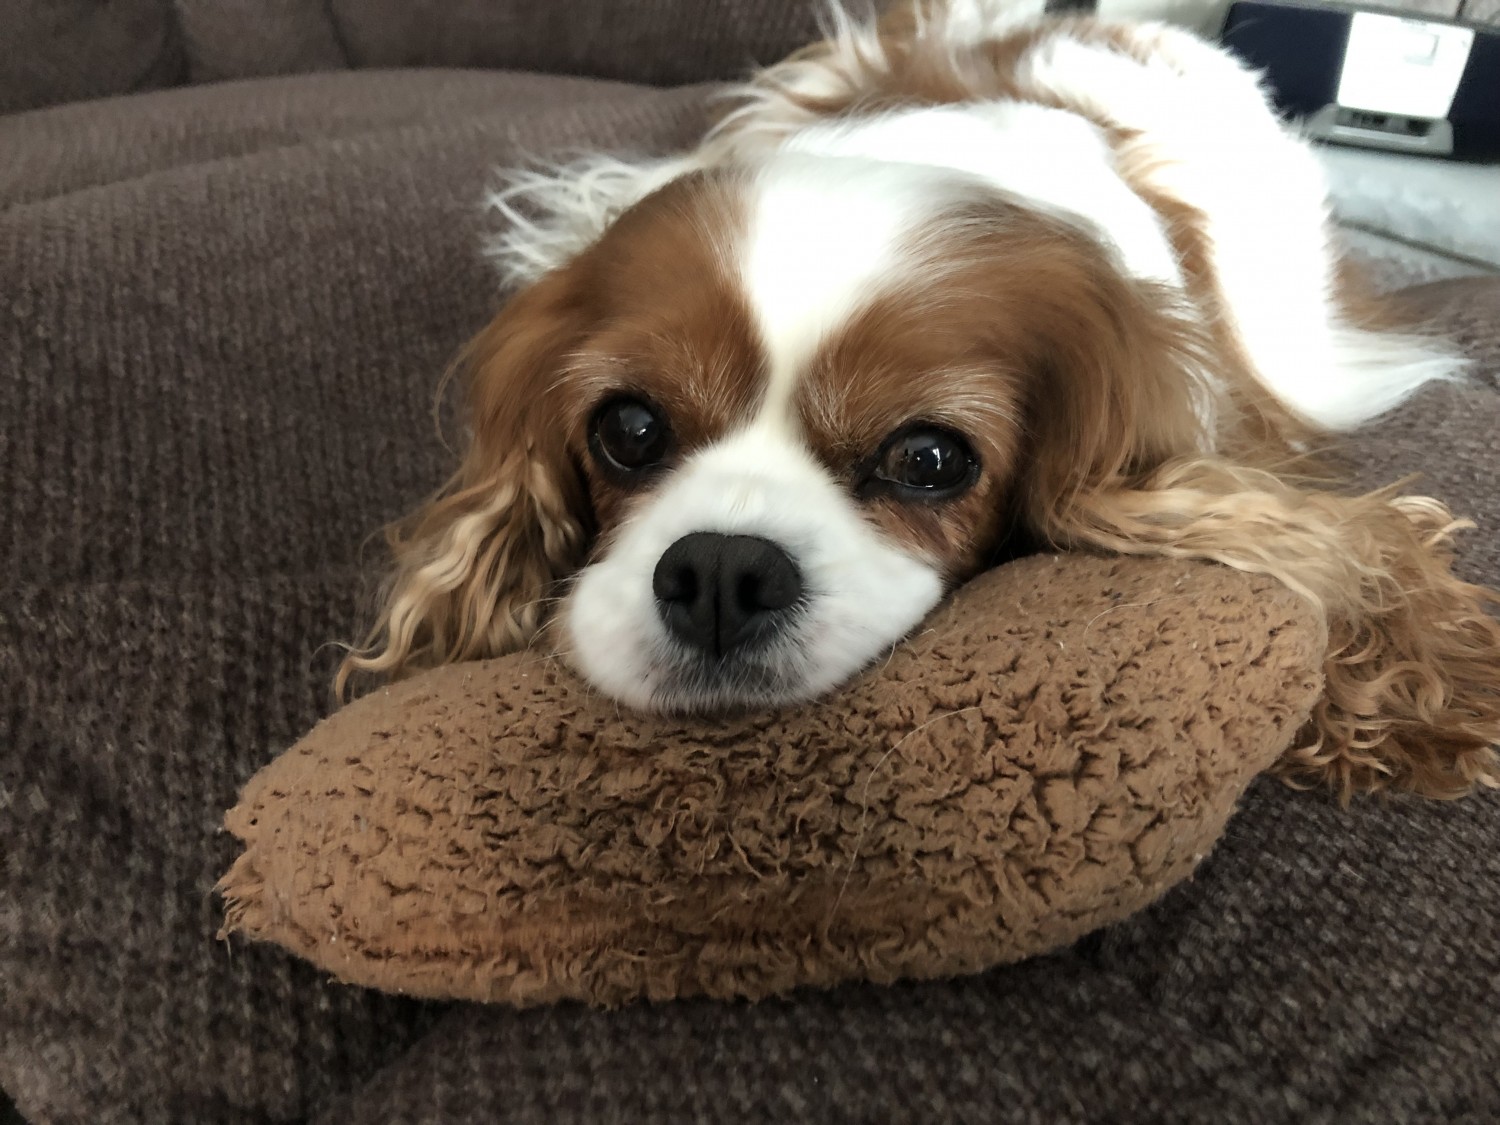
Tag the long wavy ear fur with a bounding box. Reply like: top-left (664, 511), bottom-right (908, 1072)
top-left (1043, 464), bottom-right (1500, 799)
top-left (336, 271), bottom-right (591, 698)
top-left (1015, 278), bottom-right (1500, 799)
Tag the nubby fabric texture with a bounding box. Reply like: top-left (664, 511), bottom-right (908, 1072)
top-left (0, 0), bottom-right (823, 112)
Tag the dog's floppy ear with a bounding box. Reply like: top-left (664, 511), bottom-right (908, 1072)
top-left (1044, 458), bottom-right (1500, 798)
top-left (1011, 257), bottom-right (1500, 798)
top-left (338, 268), bottom-right (593, 696)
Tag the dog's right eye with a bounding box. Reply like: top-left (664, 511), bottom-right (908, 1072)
top-left (590, 397), bottom-right (671, 475)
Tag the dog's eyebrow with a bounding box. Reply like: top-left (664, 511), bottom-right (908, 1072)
top-left (801, 354), bottom-right (1017, 431)
top-left (914, 381), bottom-right (1024, 429)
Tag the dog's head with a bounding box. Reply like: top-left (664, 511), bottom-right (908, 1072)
top-left (343, 155), bottom-right (1212, 711)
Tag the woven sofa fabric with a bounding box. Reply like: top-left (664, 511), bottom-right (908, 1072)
top-left (0, 69), bottom-right (717, 208)
top-left (185, 0), bottom-right (824, 87)
top-left (0, 70), bottom-right (710, 1125)
top-left (171, 0), bottom-right (348, 86)
top-left (2, 63), bottom-right (1499, 1124)
top-left (0, 0), bottom-right (821, 114)
top-left (0, 0), bottom-right (185, 115)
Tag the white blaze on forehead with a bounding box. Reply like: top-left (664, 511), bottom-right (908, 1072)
top-left (738, 155), bottom-right (966, 426)
top-left (783, 103), bottom-right (1183, 288)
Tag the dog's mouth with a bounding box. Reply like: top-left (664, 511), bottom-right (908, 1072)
top-left (641, 636), bottom-right (823, 714)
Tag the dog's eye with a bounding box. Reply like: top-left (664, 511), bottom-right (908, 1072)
top-left (871, 425), bottom-right (976, 495)
top-left (590, 397), bottom-right (670, 474)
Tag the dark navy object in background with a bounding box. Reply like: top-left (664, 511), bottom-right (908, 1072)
top-left (1222, 1), bottom-right (1500, 159)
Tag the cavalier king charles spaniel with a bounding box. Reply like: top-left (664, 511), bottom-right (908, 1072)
top-left (341, 0), bottom-right (1500, 797)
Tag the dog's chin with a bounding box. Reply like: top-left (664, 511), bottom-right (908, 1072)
top-left (563, 626), bottom-right (880, 716)
top-left (646, 665), bottom-right (816, 715)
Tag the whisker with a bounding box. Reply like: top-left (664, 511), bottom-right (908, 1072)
top-left (825, 705), bottom-right (982, 931)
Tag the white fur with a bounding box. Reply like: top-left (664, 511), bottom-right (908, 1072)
top-left (484, 153), bottom-right (700, 285)
top-left (784, 103), bottom-right (1184, 285)
top-left (564, 425), bottom-right (944, 711)
top-left (940, 0), bottom-right (1048, 37)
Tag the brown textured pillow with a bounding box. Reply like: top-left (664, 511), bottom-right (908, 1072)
top-left (218, 553), bottom-right (1323, 1006)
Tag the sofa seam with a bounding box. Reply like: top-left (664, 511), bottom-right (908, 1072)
top-left (0, 79), bottom-right (705, 214)
top-left (321, 0), bottom-right (358, 69)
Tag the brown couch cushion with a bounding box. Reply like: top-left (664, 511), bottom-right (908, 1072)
top-left (2, 65), bottom-right (1498, 1124)
top-left (0, 69), bottom-right (714, 208)
top-left (172, 0), bottom-right (349, 85)
top-left (0, 0), bottom-right (821, 114)
top-left (179, 0), bottom-right (825, 87)
top-left (320, 0), bottom-right (821, 86)
top-left (0, 0), bottom-right (184, 115)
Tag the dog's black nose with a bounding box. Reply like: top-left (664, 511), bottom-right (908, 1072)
top-left (653, 532), bottom-right (802, 657)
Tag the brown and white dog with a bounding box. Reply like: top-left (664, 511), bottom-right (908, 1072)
top-left (342, 0), bottom-right (1500, 797)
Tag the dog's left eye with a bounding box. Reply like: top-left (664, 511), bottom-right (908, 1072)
top-left (590, 396), bottom-right (671, 475)
top-left (871, 425), bottom-right (977, 495)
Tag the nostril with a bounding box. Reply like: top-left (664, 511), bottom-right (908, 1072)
top-left (658, 563), bottom-right (697, 605)
top-left (735, 573), bottom-right (761, 615)
top-left (730, 538), bottom-right (800, 615)
top-left (752, 553), bottom-right (801, 613)
top-left (652, 539), bottom-right (703, 605)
